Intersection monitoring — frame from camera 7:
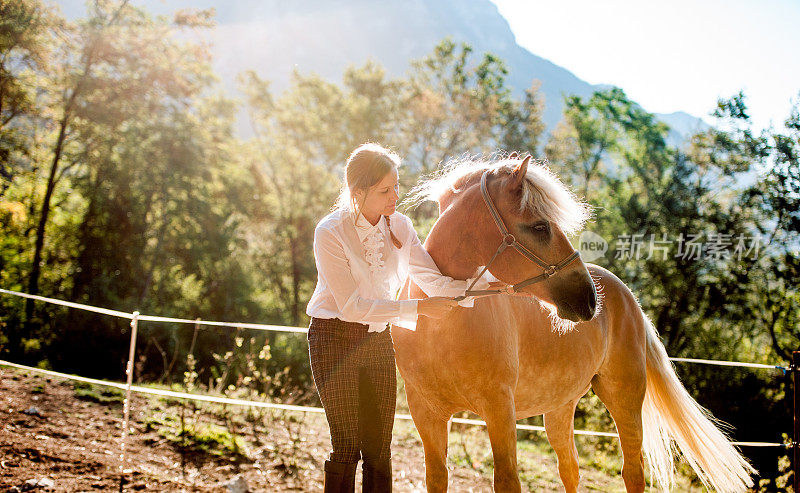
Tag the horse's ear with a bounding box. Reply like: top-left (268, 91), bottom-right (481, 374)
top-left (508, 154), bottom-right (531, 190)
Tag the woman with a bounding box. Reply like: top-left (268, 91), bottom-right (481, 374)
top-left (306, 143), bottom-right (487, 492)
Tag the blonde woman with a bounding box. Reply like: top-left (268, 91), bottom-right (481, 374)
top-left (306, 143), bottom-right (487, 492)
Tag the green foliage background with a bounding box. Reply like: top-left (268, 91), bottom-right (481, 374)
top-left (1, 0), bottom-right (798, 488)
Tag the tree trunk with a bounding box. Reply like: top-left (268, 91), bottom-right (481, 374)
top-left (20, 1), bottom-right (120, 332)
top-left (289, 223), bottom-right (301, 327)
top-left (23, 112), bottom-right (69, 327)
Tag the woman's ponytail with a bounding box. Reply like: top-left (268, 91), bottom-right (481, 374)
top-left (384, 215), bottom-right (403, 249)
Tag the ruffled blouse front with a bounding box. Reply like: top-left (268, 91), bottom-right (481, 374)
top-left (355, 215), bottom-right (394, 299)
top-left (362, 226), bottom-right (386, 279)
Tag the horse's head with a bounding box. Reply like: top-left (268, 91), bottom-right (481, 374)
top-left (414, 154), bottom-right (596, 324)
top-left (480, 156), bottom-right (596, 322)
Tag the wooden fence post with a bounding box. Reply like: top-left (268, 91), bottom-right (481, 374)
top-left (119, 311), bottom-right (140, 492)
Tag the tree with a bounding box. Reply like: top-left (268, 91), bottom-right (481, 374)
top-left (499, 81), bottom-right (545, 155)
top-left (0, 1), bottom-right (259, 374)
top-left (707, 92), bottom-right (800, 361)
top-left (398, 39), bottom-right (544, 227)
top-left (400, 39), bottom-right (541, 174)
top-left (0, 0), bottom-right (58, 193)
top-left (23, 0), bottom-right (134, 332)
top-left (545, 92), bottom-right (619, 198)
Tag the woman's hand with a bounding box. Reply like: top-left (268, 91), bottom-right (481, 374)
top-left (417, 296), bottom-right (459, 319)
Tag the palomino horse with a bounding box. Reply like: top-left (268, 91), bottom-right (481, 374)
top-left (392, 155), bottom-right (754, 492)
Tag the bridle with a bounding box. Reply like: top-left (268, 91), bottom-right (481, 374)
top-left (454, 170), bottom-right (581, 302)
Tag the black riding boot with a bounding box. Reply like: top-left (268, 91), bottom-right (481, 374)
top-left (362, 459), bottom-right (392, 493)
top-left (324, 460), bottom-right (357, 493)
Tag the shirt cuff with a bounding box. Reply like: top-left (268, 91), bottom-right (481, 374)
top-left (398, 299), bottom-right (418, 324)
top-left (394, 300), bottom-right (418, 331)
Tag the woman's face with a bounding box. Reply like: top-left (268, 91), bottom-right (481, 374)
top-left (355, 169), bottom-right (400, 223)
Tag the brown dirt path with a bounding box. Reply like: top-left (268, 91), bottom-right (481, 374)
top-left (0, 366), bottom-right (642, 492)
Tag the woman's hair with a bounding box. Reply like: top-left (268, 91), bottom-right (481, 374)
top-left (336, 143), bottom-right (403, 248)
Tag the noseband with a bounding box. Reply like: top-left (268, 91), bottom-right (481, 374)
top-left (454, 170), bottom-right (581, 301)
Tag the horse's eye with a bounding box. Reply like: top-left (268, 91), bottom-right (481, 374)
top-left (529, 222), bottom-right (549, 234)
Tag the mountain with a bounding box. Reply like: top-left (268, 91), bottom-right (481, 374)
top-left (659, 111), bottom-right (711, 146)
top-left (55, 0), bottom-right (708, 140)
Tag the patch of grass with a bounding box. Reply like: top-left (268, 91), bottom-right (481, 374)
top-left (72, 381), bottom-right (124, 404)
top-left (516, 438), bottom-right (562, 490)
top-left (579, 437), bottom-right (623, 477)
top-left (142, 413), bottom-right (177, 432)
top-left (447, 425), bottom-right (494, 475)
top-left (158, 396), bottom-right (185, 407)
top-left (141, 408), bottom-right (250, 461)
top-left (159, 421), bottom-right (250, 460)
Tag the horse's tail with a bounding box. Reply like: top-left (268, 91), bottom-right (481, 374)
top-left (641, 313), bottom-right (756, 492)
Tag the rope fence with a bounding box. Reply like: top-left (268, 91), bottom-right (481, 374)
top-left (0, 287), bottom-right (791, 485)
top-left (669, 357), bottom-right (786, 372)
top-left (1, 288), bottom-right (786, 370)
top-left (0, 288), bottom-right (307, 333)
top-left (0, 359), bottom-right (783, 449)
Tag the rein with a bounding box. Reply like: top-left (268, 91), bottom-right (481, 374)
top-left (453, 170), bottom-right (581, 302)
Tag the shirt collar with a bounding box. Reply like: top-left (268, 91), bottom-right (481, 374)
top-left (352, 212), bottom-right (387, 242)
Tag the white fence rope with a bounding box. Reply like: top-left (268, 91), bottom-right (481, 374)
top-left (0, 288), bottom-right (307, 333)
top-left (1, 288), bottom-right (786, 370)
top-left (669, 357), bottom-right (784, 371)
top-left (0, 288), bottom-right (134, 319)
top-left (0, 287), bottom-right (788, 450)
top-left (0, 359), bottom-right (325, 414)
top-left (0, 359), bottom-right (784, 448)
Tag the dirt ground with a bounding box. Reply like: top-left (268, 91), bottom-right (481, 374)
top-left (0, 365), bottom-right (645, 492)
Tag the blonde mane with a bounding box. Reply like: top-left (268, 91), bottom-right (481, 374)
top-left (404, 155), bottom-right (592, 235)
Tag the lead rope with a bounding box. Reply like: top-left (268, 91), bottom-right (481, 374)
top-left (453, 240), bottom-right (512, 302)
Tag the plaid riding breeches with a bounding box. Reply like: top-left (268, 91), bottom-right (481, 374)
top-left (308, 317), bottom-right (397, 464)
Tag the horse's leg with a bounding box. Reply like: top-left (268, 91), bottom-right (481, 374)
top-left (543, 398), bottom-right (580, 493)
top-left (406, 385), bottom-right (450, 493)
top-left (482, 388), bottom-right (521, 493)
top-left (592, 374), bottom-right (646, 493)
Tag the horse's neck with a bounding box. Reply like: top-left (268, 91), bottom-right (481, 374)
top-left (424, 194), bottom-right (486, 281)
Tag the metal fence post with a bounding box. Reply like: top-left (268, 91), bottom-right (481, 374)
top-left (119, 311), bottom-right (140, 492)
top-left (793, 351), bottom-right (799, 493)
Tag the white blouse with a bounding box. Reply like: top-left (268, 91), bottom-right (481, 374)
top-left (306, 209), bottom-right (487, 332)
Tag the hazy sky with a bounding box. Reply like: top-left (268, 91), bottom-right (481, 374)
top-left (491, 0), bottom-right (800, 131)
